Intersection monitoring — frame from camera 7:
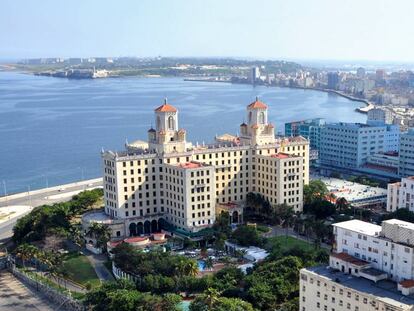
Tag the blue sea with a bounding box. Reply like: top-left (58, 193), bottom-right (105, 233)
top-left (0, 72), bottom-right (365, 193)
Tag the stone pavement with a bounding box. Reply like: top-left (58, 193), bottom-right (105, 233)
top-left (0, 270), bottom-right (57, 311)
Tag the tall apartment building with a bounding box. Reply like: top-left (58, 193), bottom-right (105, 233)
top-left (387, 176), bottom-right (414, 212)
top-left (101, 99), bottom-right (309, 238)
top-left (400, 129), bottom-right (414, 178)
top-left (319, 122), bottom-right (400, 169)
top-left (285, 118), bottom-right (326, 150)
top-left (327, 72), bottom-right (340, 90)
top-left (300, 219), bottom-right (414, 311)
top-left (367, 108), bottom-right (393, 125)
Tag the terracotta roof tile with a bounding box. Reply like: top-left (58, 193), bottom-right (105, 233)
top-left (400, 280), bottom-right (414, 288)
top-left (331, 252), bottom-right (369, 266)
top-left (248, 98), bottom-right (268, 109)
top-left (155, 99), bottom-right (177, 112)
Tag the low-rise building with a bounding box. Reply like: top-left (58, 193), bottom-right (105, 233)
top-left (300, 218), bottom-right (414, 311)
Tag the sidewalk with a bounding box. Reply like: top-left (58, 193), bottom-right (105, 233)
top-left (82, 249), bottom-right (114, 282)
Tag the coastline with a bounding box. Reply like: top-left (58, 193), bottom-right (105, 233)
top-left (183, 78), bottom-right (373, 114)
top-left (283, 85), bottom-right (373, 113)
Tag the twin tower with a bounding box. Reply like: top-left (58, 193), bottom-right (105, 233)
top-left (147, 98), bottom-right (276, 154)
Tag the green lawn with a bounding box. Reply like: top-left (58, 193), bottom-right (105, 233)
top-left (265, 235), bottom-right (318, 253)
top-left (61, 252), bottom-right (100, 288)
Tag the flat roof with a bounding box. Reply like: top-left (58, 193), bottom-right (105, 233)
top-left (304, 266), bottom-right (414, 309)
top-left (383, 219), bottom-right (414, 231)
top-left (312, 175), bottom-right (387, 205)
top-left (176, 162), bottom-right (205, 169)
top-left (271, 153), bottom-right (292, 159)
top-left (332, 219), bottom-right (381, 236)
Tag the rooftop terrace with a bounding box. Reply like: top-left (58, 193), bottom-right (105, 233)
top-left (305, 265), bottom-right (414, 309)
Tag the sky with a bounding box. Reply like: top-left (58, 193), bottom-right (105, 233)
top-left (2, 0), bottom-right (414, 62)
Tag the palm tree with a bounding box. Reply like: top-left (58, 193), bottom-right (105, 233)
top-left (87, 222), bottom-right (111, 251)
top-left (43, 251), bottom-right (63, 287)
top-left (184, 259), bottom-right (199, 277)
top-left (204, 287), bottom-right (221, 309)
top-left (205, 257), bottom-right (214, 271)
top-left (336, 197), bottom-right (349, 212)
top-left (15, 243), bottom-right (38, 268)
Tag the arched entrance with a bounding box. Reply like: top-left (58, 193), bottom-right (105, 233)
top-left (144, 220), bottom-right (151, 234)
top-left (158, 218), bottom-right (167, 231)
top-left (137, 222), bottom-right (144, 236)
top-left (129, 223), bottom-right (137, 236)
top-left (151, 219), bottom-right (158, 233)
top-left (232, 211), bottom-right (239, 223)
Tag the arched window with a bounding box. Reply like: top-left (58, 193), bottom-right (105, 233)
top-left (156, 116), bottom-right (161, 130)
top-left (248, 111), bottom-right (252, 124)
top-left (168, 116), bottom-right (175, 130)
top-left (259, 112), bottom-right (265, 124)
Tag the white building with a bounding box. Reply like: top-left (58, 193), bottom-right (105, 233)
top-left (387, 176), bottom-right (414, 212)
top-left (300, 218), bottom-right (414, 311)
top-left (333, 219), bottom-right (414, 282)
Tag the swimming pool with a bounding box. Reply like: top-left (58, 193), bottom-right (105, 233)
top-left (197, 259), bottom-right (206, 271)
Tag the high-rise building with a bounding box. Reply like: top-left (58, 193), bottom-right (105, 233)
top-left (327, 72), bottom-right (340, 90)
top-left (367, 108), bottom-right (393, 125)
top-left (300, 219), bottom-right (414, 311)
top-left (387, 176), bottom-right (414, 212)
top-left (399, 129), bottom-right (414, 178)
top-left (99, 98), bottom-right (309, 239)
top-left (356, 67), bottom-right (366, 78)
top-left (319, 122), bottom-right (400, 169)
top-left (250, 66), bottom-right (260, 84)
top-left (285, 118), bottom-right (326, 150)
top-left (376, 69), bottom-right (386, 81)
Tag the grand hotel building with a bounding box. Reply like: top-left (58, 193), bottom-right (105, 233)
top-left (100, 98), bottom-right (309, 238)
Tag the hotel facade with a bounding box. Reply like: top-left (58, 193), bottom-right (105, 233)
top-left (99, 98), bottom-right (309, 239)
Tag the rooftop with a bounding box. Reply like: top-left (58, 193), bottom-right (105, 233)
top-left (331, 252), bottom-right (369, 266)
top-left (154, 99), bottom-right (177, 112)
top-left (383, 219), bottom-right (414, 231)
top-left (271, 152), bottom-right (292, 159)
top-left (177, 161), bottom-right (205, 169)
top-left (312, 175), bottom-right (387, 206)
top-left (332, 219), bottom-right (381, 236)
top-left (400, 280), bottom-right (414, 289)
top-left (247, 98), bottom-right (267, 109)
top-left (305, 265), bottom-right (414, 309)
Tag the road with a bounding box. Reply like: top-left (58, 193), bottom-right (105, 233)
top-left (0, 270), bottom-right (58, 311)
top-left (0, 178), bottom-right (102, 242)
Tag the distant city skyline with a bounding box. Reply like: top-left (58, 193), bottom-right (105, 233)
top-left (2, 0), bottom-right (414, 62)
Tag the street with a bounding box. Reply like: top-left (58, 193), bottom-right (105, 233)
top-left (0, 178), bottom-right (102, 242)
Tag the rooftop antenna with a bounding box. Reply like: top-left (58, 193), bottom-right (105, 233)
top-left (255, 95), bottom-right (259, 101)
top-left (164, 97), bottom-right (168, 105)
